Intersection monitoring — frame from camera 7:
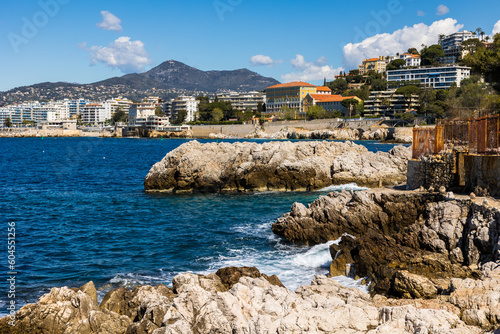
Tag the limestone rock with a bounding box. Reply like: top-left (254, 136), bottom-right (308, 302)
top-left (273, 189), bottom-right (499, 297)
top-left (144, 140), bottom-right (408, 193)
top-left (331, 145), bottom-right (411, 187)
top-left (391, 270), bottom-right (438, 299)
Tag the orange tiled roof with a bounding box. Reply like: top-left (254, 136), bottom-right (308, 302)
top-left (364, 58), bottom-right (379, 62)
top-left (408, 55), bottom-right (420, 59)
top-left (316, 86), bottom-right (332, 92)
top-left (309, 94), bottom-right (359, 102)
top-left (266, 81), bottom-right (316, 89)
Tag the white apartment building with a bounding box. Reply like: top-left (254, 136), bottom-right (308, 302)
top-left (387, 65), bottom-right (471, 89)
top-left (170, 96), bottom-right (199, 123)
top-left (216, 91), bottom-right (265, 112)
top-left (364, 90), bottom-right (420, 116)
top-left (389, 53), bottom-right (421, 67)
top-left (440, 31), bottom-right (476, 63)
top-left (0, 101), bottom-right (61, 125)
top-left (81, 103), bottom-right (109, 124)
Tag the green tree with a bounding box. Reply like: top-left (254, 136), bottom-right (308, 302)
top-left (306, 105), bottom-right (328, 120)
top-left (112, 107), bottom-right (128, 124)
top-left (341, 98), bottom-right (360, 117)
top-left (370, 78), bottom-right (387, 91)
top-left (407, 48), bottom-right (419, 55)
top-left (327, 78), bottom-right (348, 95)
top-left (279, 106), bottom-right (296, 120)
top-left (174, 110), bottom-right (187, 124)
top-left (401, 112), bottom-right (415, 123)
top-left (386, 59), bottom-right (406, 70)
top-left (4, 117), bottom-right (12, 127)
top-left (420, 44), bottom-right (445, 65)
top-left (211, 108), bottom-right (224, 122)
top-left (396, 85), bottom-right (420, 110)
top-left (257, 102), bottom-right (265, 113)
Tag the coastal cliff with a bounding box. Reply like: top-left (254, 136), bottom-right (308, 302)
top-left (2, 266), bottom-right (493, 334)
top-left (144, 141), bottom-right (411, 193)
top-left (272, 189), bottom-right (500, 330)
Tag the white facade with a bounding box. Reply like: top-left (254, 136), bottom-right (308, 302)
top-left (170, 96), bottom-right (199, 123)
top-left (81, 103), bottom-right (109, 124)
top-left (387, 65), bottom-right (471, 89)
top-left (440, 31), bottom-right (476, 63)
top-left (216, 91), bottom-right (265, 112)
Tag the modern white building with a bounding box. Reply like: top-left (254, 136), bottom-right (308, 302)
top-left (440, 31), bottom-right (476, 64)
top-left (80, 103), bottom-right (109, 124)
top-left (387, 65), bottom-right (471, 89)
top-left (389, 53), bottom-right (421, 67)
top-left (216, 91), bottom-right (265, 112)
top-left (0, 101), bottom-right (61, 125)
top-left (170, 96), bottom-right (199, 123)
top-left (364, 90), bottom-right (420, 116)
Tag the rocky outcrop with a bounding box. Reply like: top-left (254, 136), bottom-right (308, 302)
top-left (272, 190), bottom-right (500, 294)
top-left (245, 126), bottom-right (412, 143)
top-left (144, 141), bottom-right (411, 193)
top-left (331, 145), bottom-right (411, 187)
top-left (4, 271), bottom-right (488, 334)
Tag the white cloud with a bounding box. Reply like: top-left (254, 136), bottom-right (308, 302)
top-left (493, 20), bottom-right (500, 35)
top-left (436, 5), bottom-right (449, 16)
top-left (342, 18), bottom-right (463, 69)
top-left (88, 36), bottom-right (151, 73)
top-left (281, 55), bottom-right (343, 82)
top-left (97, 11), bottom-right (122, 31)
top-left (250, 55), bottom-right (279, 66)
top-left (417, 10), bottom-right (425, 17)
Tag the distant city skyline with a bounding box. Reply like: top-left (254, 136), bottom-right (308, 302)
top-left (0, 0), bottom-right (499, 91)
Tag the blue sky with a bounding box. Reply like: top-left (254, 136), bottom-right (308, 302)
top-left (0, 0), bottom-right (499, 91)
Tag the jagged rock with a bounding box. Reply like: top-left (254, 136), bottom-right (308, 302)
top-left (100, 287), bottom-right (138, 319)
top-left (273, 189), bottom-right (500, 297)
top-left (1, 269), bottom-right (493, 333)
top-left (144, 140), bottom-right (375, 193)
top-left (331, 145), bottom-right (411, 187)
top-left (79, 281), bottom-right (98, 305)
top-left (391, 270), bottom-right (438, 299)
top-left (215, 266), bottom-right (285, 290)
top-left (150, 273), bottom-right (478, 334)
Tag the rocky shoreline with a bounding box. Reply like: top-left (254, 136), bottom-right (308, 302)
top-left (144, 140), bottom-right (411, 193)
top-left (3, 189), bottom-right (500, 333)
top-left (2, 264), bottom-right (496, 333)
top-left (272, 188), bottom-right (500, 331)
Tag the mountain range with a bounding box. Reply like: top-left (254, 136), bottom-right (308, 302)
top-left (0, 60), bottom-right (280, 105)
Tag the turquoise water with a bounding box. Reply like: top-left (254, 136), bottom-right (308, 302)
top-left (0, 137), bottom-right (399, 313)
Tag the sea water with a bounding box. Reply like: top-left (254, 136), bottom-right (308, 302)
top-left (0, 137), bottom-right (400, 313)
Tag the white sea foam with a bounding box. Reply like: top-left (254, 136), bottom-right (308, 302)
top-left (318, 183), bottom-right (369, 192)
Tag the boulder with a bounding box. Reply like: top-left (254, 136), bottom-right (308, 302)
top-left (144, 140), bottom-right (374, 193)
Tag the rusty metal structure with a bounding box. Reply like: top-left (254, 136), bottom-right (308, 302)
top-left (412, 115), bottom-right (500, 159)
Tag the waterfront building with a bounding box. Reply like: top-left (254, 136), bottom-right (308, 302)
top-left (80, 103), bottom-right (108, 124)
top-left (303, 94), bottom-right (361, 117)
top-left (169, 96), bottom-right (199, 123)
top-left (363, 90), bottom-right (420, 116)
top-left (358, 56), bottom-right (388, 75)
top-left (265, 81), bottom-right (317, 115)
top-left (143, 115), bottom-right (171, 131)
top-left (440, 31), bottom-right (476, 64)
top-left (0, 101), bottom-right (61, 125)
top-left (216, 91), bottom-right (265, 112)
top-left (387, 65), bottom-right (471, 89)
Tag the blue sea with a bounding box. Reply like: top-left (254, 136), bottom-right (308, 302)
top-left (0, 137), bottom-right (400, 314)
